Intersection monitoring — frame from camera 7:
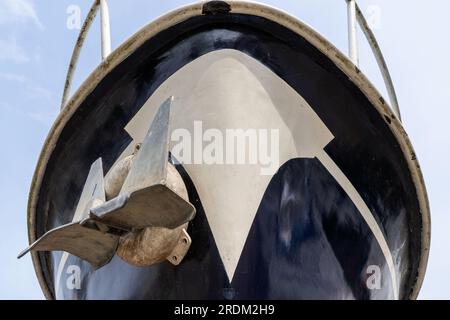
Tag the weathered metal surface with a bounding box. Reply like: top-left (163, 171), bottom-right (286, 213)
top-left (117, 224), bottom-right (191, 267)
top-left (21, 99), bottom-right (196, 270)
top-left (167, 228), bottom-right (192, 266)
top-left (90, 98), bottom-right (196, 230)
top-left (26, 1), bottom-right (430, 300)
top-left (19, 159), bottom-right (119, 269)
top-left (19, 222), bottom-right (118, 269)
top-left (355, 3), bottom-right (402, 120)
top-left (120, 97), bottom-right (171, 195)
top-left (104, 154), bottom-right (134, 200)
top-left (116, 161), bottom-right (193, 267)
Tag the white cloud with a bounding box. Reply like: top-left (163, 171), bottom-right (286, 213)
top-left (0, 0), bottom-right (43, 29)
top-left (24, 85), bottom-right (58, 124)
top-left (0, 71), bottom-right (57, 125)
top-left (0, 72), bottom-right (54, 102)
top-left (25, 109), bottom-right (58, 124)
top-left (0, 93), bottom-right (57, 126)
top-left (0, 38), bottom-right (29, 63)
top-left (0, 39), bottom-right (29, 63)
top-left (26, 85), bottom-right (54, 102)
top-left (0, 72), bottom-right (28, 83)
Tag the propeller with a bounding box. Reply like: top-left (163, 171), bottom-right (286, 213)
top-left (18, 97), bottom-right (196, 269)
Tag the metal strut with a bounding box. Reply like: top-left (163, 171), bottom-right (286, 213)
top-left (100, 0), bottom-right (111, 60)
top-left (345, 0), bottom-right (401, 120)
top-left (354, 3), bottom-right (401, 120)
top-left (60, 0), bottom-right (112, 110)
top-left (346, 0), bottom-right (359, 66)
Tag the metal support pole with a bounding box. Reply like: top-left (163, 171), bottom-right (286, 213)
top-left (100, 0), bottom-right (111, 60)
top-left (60, 1), bottom-right (100, 109)
top-left (347, 0), bottom-right (359, 66)
top-left (355, 4), bottom-right (401, 120)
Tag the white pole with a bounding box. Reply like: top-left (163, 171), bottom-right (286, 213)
top-left (347, 0), bottom-right (359, 66)
top-left (100, 0), bottom-right (111, 60)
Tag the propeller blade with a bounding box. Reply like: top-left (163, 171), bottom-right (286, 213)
top-left (120, 96), bottom-right (172, 195)
top-left (91, 184), bottom-right (195, 230)
top-left (18, 222), bottom-right (118, 269)
top-left (73, 157), bottom-right (106, 221)
top-left (18, 158), bottom-right (112, 268)
top-left (90, 97), bottom-right (195, 230)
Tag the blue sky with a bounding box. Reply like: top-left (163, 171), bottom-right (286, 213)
top-left (0, 0), bottom-right (448, 299)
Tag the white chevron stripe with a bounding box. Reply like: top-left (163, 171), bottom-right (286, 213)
top-left (317, 150), bottom-right (398, 299)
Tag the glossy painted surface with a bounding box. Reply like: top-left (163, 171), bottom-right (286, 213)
top-left (32, 12), bottom-right (423, 300)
